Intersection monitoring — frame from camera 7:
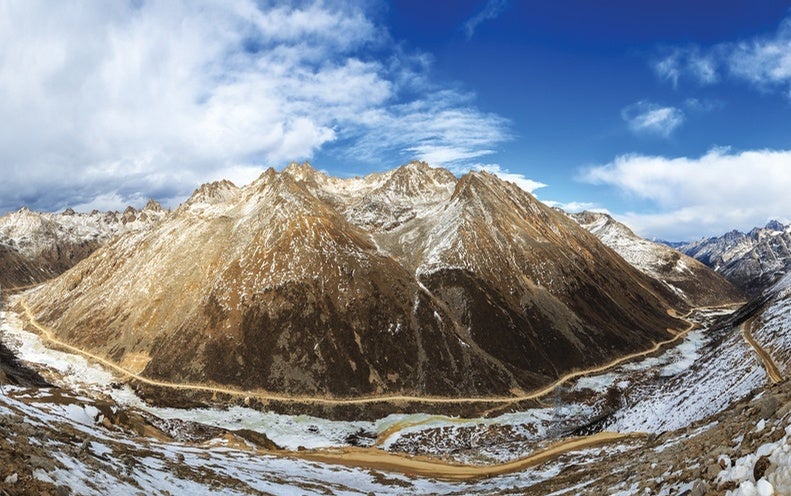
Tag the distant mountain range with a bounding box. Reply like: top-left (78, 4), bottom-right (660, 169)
top-left (0, 202), bottom-right (165, 288)
top-left (674, 221), bottom-right (791, 296)
top-left (20, 161), bottom-right (735, 406)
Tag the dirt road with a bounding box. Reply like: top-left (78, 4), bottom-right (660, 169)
top-left (743, 316), bottom-right (783, 384)
top-left (299, 431), bottom-right (644, 481)
top-left (10, 295), bottom-right (746, 481)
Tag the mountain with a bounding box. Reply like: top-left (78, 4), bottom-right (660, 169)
top-left (25, 162), bottom-right (688, 407)
top-left (0, 202), bottom-right (166, 288)
top-left (571, 211), bottom-right (744, 307)
top-left (679, 220), bottom-right (791, 296)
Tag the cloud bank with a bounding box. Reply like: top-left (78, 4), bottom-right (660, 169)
top-left (581, 148), bottom-right (791, 240)
top-left (0, 0), bottom-right (510, 213)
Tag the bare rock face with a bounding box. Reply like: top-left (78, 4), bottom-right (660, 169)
top-left (0, 204), bottom-right (165, 288)
top-left (28, 162), bottom-right (689, 401)
top-left (572, 211), bottom-right (744, 307)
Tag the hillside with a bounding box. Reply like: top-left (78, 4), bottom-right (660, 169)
top-left (572, 211), bottom-right (744, 307)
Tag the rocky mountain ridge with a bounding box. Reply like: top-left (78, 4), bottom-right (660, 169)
top-left (678, 220), bottom-right (791, 296)
top-left (0, 202), bottom-right (166, 288)
top-left (22, 161), bottom-right (707, 409)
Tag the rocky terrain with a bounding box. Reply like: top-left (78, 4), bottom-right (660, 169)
top-left (679, 220), bottom-right (791, 296)
top-left (572, 211), bottom-right (743, 307)
top-left (0, 202), bottom-right (165, 288)
top-left (18, 162), bottom-right (713, 410)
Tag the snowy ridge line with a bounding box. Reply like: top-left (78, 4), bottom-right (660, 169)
top-left (16, 297), bottom-right (735, 406)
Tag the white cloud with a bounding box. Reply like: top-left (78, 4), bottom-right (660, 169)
top-left (581, 148), bottom-right (791, 240)
top-left (652, 15), bottom-right (791, 95)
top-left (621, 101), bottom-right (685, 137)
top-left (346, 93), bottom-right (511, 166)
top-left (462, 0), bottom-right (508, 39)
top-left (0, 0), bottom-right (510, 213)
top-left (653, 52), bottom-right (681, 88)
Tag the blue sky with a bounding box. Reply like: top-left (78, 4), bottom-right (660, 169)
top-left (1, 1), bottom-right (790, 240)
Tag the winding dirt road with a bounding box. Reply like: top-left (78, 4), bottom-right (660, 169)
top-left (299, 431), bottom-right (644, 481)
top-left (743, 316), bottom-right (783, 384)
top-left (15, 298), bottom-right (714, 406)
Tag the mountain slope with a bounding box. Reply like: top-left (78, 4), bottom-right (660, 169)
top-left (572, 211), bottom-right (744, 307)
top-left (679, 221), bottom-right (791, 296)
top-left (25, 162), bottom-right (686, 405)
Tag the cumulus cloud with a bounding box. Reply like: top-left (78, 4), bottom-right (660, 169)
top-left (0, 0), bottom-right (510, 214)
top-left (621, 101), bottom-right (685, 137)
top-left (652, 15), bottom-right (791, 96)
top-left (462, 0), bottom-right (508, 39)
top-left (580, 148), bottom-right (791, 240)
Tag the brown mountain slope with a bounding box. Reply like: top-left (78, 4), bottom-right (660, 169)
top-left (26, 162), bottom-right (693, 403)
top-left (0, 244), bottom-right (46, 289)
top-left (572, 211), bottom-right (744, 307)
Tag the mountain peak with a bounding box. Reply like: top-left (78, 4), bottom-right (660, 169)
top-left (401, 160), bottom-right (430, 171)
top-left (766, 219), bottom-right (785, 231)
top-left (184, 179), bottom-right (239, 210)
top-left (144, 199), bottom-right (163, 212)
top-left (283, 161), bottom-right (325, 182)
top-left (371, 161), bottom-right (456, 200)
top-left (452, 168), bottom-right (521, 203)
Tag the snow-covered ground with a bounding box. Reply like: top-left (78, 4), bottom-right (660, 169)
top-left (718, 424), bottom-right (791, 495)
top-left (751, 273), bottom-right (791, 376)
top-left (612, 329), bottom-right (766, 433)
top-left (0, 381), bottom-right (636, 495)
